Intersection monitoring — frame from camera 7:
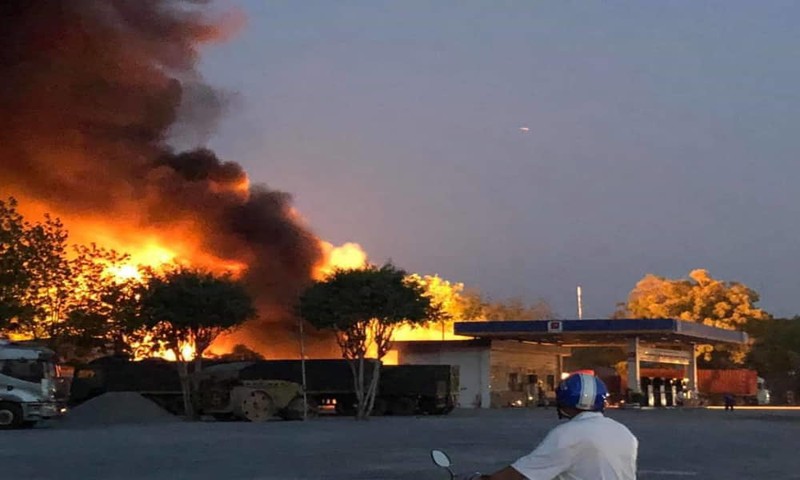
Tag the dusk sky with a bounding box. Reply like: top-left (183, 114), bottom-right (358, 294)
top-left (198, 1), bottom-right (800, 319)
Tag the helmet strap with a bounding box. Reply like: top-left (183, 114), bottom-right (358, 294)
top-left (557, 404), bottom-right (576, 420)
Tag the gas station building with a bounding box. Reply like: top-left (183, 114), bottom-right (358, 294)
top-left (391, 318), bottom-right (747, 408)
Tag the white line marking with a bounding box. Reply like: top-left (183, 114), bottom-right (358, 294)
top-left (640, 470), bottom-right (698, 476)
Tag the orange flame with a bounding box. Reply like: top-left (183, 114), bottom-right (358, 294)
top-left (131, 337), bottom-right (196, 362)
top-left (18, 194), bottom-right (461, 362)
top-left (314, 241), bottom-right (368, 279)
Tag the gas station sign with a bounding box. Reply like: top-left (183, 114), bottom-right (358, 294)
top-left (547, 321), bottom-right (563, 333)
top-left (640, 347), bottom-right (691, 365)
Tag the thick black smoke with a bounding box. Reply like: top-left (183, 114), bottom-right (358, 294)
top-left (0, 1), bottom-right (325, 349)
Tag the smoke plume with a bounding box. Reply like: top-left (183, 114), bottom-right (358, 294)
top-left (0, 1), bottom-right (328, 354)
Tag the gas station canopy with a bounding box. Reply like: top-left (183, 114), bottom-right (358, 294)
top-left (453, 318), bottom-right (748, 347)
top-left (454, 319), bottom-right (748, 400)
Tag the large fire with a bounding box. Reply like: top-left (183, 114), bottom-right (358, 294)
top-left (392, 323), bottom-right (466, 342)
top-left (15, 187), bottom-right (457, 363)
top-left (107, 234), bottom-right (461, 362)
top-left (72, 217), bottom-right (250, 279)
top-left (111, 234), bottom-right (370, 361)
top-left (315, 241), bottom-right (369, 279)
top-left (0, 0), bottom-right (461, 365)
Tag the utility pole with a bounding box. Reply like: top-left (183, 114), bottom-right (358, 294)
top-left (298, 317), bottom-right (308, 421)
top-left (577, 285), bottom-right (583, 320)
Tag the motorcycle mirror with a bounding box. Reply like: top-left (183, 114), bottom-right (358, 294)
top-left (431, 449), bottom-right (451, 468)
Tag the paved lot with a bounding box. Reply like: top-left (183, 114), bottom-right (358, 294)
top-left (2, 408), bottom-right (798, 479)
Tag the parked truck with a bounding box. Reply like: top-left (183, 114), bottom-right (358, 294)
top-left (70, 357), bottom-right (459, 419)
top-left (378, 364), bottom-right (458, 415)
top-left (697, 369), bottom-right (770, 406)
top-left (69, 356), bottom-right (304, 421)
top-left (235, 360), bottom-right (458, 416)
top-left (0, 339), bottom-right (63, 429)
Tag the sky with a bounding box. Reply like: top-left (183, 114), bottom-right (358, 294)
top-left (198, 1), bottom-right (800, 319)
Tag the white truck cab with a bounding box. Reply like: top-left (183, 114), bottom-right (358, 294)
top-left (756, 376), bottom-right (771, 405)
top-left (0, 339), bottom-right (61, 428)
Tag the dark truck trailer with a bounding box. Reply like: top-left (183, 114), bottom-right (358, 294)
top-left (378, 364), bottom-right (458, 415)
top-left (68, 357), bottom-right (370, 416)
top-left (70, 357), bottom-right (305, 420)
top-left (69, 356), bottom-right (237, 415)
top-left (70, 357), bottom-right (459, 417)
top-left (69, 356), bottom-right (185, 413)
top-left (234, 360), bottom-right (458, 416)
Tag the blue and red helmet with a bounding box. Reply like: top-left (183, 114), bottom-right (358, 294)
top-left (556, 373), bottom-right (608, 413)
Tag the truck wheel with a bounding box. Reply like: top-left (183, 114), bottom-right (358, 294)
top-left (0, 402), bottom-right (24, 430)
top-left (281, 397), bottom-right (319, 421)
top-left (240, 390), bottom-right (274, 422)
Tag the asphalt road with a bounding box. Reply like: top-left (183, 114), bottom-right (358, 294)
top-left (2, 408), bottom-right (798, 479)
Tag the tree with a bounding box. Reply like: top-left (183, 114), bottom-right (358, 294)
top-left (481, 297), bottom-right (556, 320)
top-left (0, 198), bottom-right (30, 328)
top-left (297, 263), bottom-right (438, 419)
top-left (403, 274), bottom-right (463, 338)
top-left (0, 198), bottom-right (144, 360)
top-left (440, 289), bottom-right (557, 323)
top-left (461, 290), bottom-right (489, 321)
top-left (0, 199), bottom-right (72, 338)
top-left (15, 213), bottom-right (72, 339)
top-left (392, 276), bottom-right (557, 340)
top-left (621, 269), bottom-right (769, 365)
top-left (747, 317), bottom-right (800, 376)
top-left (135, 267), bottom-right (256, 418)
top-left (747, 317), bottom-right (800, 401)
top-left (52, 245), bottom-right (144, 361)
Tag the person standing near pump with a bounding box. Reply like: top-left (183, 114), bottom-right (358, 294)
top-left (724, 393), bottom-right (735, 411)
top-left (456, 373), bottom-right (638, 480)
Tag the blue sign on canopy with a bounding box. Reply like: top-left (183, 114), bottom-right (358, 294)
top-left (453, 319), bottom-right (746, 346)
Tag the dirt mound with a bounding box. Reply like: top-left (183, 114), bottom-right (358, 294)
top-left (60, 393), bottom-right (180, 428)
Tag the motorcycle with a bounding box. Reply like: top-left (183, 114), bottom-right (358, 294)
top-left (430, 449), bottom-right (483, 480)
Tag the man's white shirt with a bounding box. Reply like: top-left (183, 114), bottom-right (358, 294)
top-left (510, 412), bottom-right (638, 480)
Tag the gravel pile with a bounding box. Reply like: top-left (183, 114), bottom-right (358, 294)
top-left (59, 392), bottom-right (180, 428)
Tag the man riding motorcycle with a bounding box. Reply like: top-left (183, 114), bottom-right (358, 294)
top-left (459, 373), bottom-right (638, 480)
